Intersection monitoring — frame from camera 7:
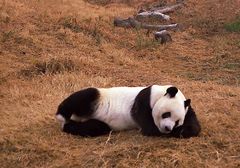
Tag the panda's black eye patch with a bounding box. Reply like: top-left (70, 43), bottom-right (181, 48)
top-left (162, 112), bottom-right (171, 119)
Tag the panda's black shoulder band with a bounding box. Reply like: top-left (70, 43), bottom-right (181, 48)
top-left (131, 86), bottom-right (162, 136)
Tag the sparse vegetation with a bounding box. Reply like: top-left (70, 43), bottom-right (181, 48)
top-left (58, 16), bottom-right (103, 44)
top-left (1, 30), bottom-right (14, 42)
top-left (84, 0), bottom-right (131, 6)
top-left (20, 58), bottom-right (78, 78)
top-left (0, 0), bottom-right (240, 168)
top-left (135, 29), bottom-right (159, 50)
top-left (59, 16), bottom-right (83, 33)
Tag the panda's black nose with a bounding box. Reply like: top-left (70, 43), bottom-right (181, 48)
top-left (165, 126), bottom-right (171, 132)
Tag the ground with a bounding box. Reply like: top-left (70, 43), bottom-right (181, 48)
top-left (0, 0), bottom-right (240, 167)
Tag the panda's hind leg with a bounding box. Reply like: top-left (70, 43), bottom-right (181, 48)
top-left (56, 87), bottom-right (100, 125)
top-left (63, 119), bottom-right (111, 137)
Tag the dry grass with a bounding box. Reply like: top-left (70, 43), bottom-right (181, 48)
top-left (19, 58), bottom-right (78, 78)
top-left (1, 0), bottom-right (240, 167)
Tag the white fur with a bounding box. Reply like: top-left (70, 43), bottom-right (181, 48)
top-left (56, 114), bottom-right (66, 128)
top-left (93, 87), bottom-right (145, 130)
top-left (71, 114), bottom-right (88, 122)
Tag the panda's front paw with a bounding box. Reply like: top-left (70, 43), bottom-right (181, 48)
top-left (171, 125), bottom-right (200, 138)
top-left (62, 120), bottom-right (81, 135)
top-left (141, 128), bottom-right (162, 137)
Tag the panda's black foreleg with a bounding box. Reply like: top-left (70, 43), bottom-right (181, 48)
top-left (63, 119), bottom-right (112, 137)
top-left (131, 86), bottom-right (163, 137)
top-left (170, 106), bottom-right (201, 138)
top-left (141, 125), bottom-right (162, 136)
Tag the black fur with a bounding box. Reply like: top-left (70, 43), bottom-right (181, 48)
top-left (184, 99), bottom-right (191, 108)
top-left (165, 86), bottom-right (178, 98)
top-left (131, 86), bottom-right (162, 136)
top-left (56, 87), bottom-right (99, 121)
top-left (63, 119), bottom-right (111, 137)
top-left (170, 106), bottom-right (201, 138)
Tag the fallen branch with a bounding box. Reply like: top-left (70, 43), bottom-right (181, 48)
top-left (136, 11), bottom-right (170, 21)
top-left (114, 17), bottom-right (178, 31)
top-left (154, 30), bottom-right (172, 44)
top-left (113, 0), bottom-right (184, 45)
top-left (147, 3), bottom-right (183, 14)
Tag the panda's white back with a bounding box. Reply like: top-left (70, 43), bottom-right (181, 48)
top-left (93, 87), bottom-right (145, 130)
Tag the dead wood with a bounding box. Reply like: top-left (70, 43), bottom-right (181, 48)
top-left (149, 3), bottom-right (183, 14)
top-left (114, 17), bottom-right (178, 31)
top-left (136, 11), bottom-right (170, 21)
top-left (154, 30), bottom-right (172, 44)
top-left (113, 1), bottom-right (184, 45)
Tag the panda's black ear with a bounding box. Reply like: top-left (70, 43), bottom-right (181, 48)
top-left (165, 87), bottom-right (178, 98)
top-left (184, 99), bottom-right (191, 108)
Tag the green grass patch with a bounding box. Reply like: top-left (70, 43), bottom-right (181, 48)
top-left (135, 29), bottom-right (159, 50)
top-left (223, 63), bottom-right (240, 70)
top-left (224, 18), bottom-right (240, 32)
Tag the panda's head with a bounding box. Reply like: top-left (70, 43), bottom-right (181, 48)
top-left (152, 86), bottom-right (191, 134)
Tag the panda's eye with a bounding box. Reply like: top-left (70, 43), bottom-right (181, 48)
top-left (162, 112), bottom-right (171, 119)
top-left (174, 120), bottom-right (180, 128)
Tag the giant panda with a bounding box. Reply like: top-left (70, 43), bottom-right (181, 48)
top-left (56, 85), bottom-right (201, 138)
